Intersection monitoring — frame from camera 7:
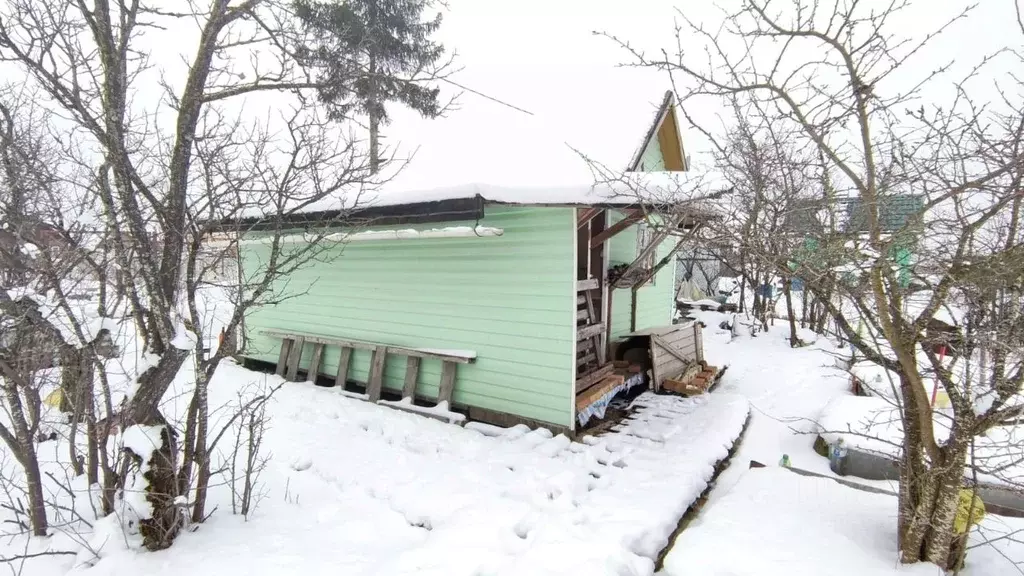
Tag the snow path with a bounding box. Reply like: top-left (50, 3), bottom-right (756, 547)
top-left (663, 468), bottom-right (1022, 576)
top-left (79, 362), bottom-right (748, 576)
top-left (688, 311), bottom-right (856, 504)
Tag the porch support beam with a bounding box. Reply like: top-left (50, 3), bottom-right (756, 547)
top-left (590, 209), bottom-right (643, 248)
top-left (611, 218), bottom-right (695, 291)
top-left (576, 207), bottom-right (603, 230)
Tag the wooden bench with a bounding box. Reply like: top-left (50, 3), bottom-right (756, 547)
top-left (263, 330), bottom-right (476, 424)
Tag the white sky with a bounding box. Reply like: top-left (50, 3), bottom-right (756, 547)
top-left (370, 0), bottom-right (1022, 198)
top-left (375, 0), bottom-right (683, 195)
top-left (7, 0), bottom-right (1021, 206)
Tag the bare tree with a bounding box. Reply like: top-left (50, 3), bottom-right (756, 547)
top-left (605, 0), bottom-right (1024, 568)
top-left (710, 106), bottom-right (821, 344)
top-left (0, 0), bottom-right (399, 551)
top-left (0, 85), bottom-right (104, 536)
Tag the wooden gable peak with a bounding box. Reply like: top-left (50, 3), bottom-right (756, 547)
top-left (627, 91), bottom-right (688, 173)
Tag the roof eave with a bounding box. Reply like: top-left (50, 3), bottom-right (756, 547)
top-left (211, 196), bottom-right (487, 232)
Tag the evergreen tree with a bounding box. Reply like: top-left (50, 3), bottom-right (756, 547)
top-left (292, 0), bottom-right (446, 173)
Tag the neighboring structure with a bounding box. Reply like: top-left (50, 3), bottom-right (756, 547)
top-left (784, 194), bottom-right (924, 288)
top-left (233, 92), bottom-right (719, 433)
top-left (841, 195), bottom-right (922, 286)
top-left (675, 241), bottom-right (724, 299)
top-left (841, 195), bottom-right (925, 234)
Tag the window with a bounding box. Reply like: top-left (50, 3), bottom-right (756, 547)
top-left (637, 224), bottom-right (656, 286)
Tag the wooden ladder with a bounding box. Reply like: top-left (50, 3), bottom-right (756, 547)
top-left (575, 278), bottom-right (609, 391)
top-left (271, 331), bottom-right (473, 422)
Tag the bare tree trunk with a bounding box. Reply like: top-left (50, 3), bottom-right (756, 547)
top-left (738, 265), bottom-right (747, 313)
top-left (800, 286), bottom-right (808, 328)
top-left (66, 348), bottom-right (93, 476)
top-left (22, 449), bottom-right (47, 536)
top-left (178, 386), bottom-right (201, 497)
top-left (894, 368), bottom-right (968, 568)
top-left (368, 50), bottom-right (380, 174)
top-left (899, 440), bottom-right (967, 568)
top-left (369, 110), bottom-right (380, 174)
top-left (85, 419), bottom-right (99, 487)
top-left (190, 371), bottom-right (211, 523)
top-left (752, 271), bottom-right (770, 331)
top-left (122, 350), bottom-right (189, 550)
top-left (94, 370), bottom-right (116, 514)
top-left (783, 276), bottom-right (802, 347)
top-left (58, 349), bottom-right (77, 413)
top-left (751, 276), bottom-right (762, 320)
top-left (814, 286), bottom-right (832, 335)
top-left (127, 418), bottom-right (182, 551)
top-left (0, 380), bottom-right (47, 535)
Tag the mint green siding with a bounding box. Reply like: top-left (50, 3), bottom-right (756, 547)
top-left (607, 215), bottom-right (677, 340)
top-left (637, 137), bottom-right (666, 172)
top-left (240, 206), bottom-right (577, 427)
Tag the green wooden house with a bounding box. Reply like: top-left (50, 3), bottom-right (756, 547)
top-left (234, 93), bottom-right (716, 433)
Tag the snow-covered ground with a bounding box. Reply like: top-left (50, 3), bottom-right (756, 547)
top-left (22, 361), bottom-right (748, 576)
top-left (663, 468), bottom-right (1022, 576)
top-left (662, 311), bottom-right (1023, 575)
top-left (819, 393), bottom-right (1024, 487)
top-left (687, 310), bottom-right (854, 499)
top-left (10, 302), bottom-right (1023, 576)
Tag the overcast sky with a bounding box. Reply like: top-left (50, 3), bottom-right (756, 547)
top-left (8, 1), bottom-right (1020, 201)
top-left (356, 0), bottom-right (1021, 197)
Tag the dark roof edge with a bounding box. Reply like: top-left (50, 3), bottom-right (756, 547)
top-left (212, 195), bottom-right (487, 232)
top-left (214, 194), bottom-right (715, 233)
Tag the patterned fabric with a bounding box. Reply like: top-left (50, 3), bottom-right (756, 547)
top-left (577, 372), bottom-right (648, 427)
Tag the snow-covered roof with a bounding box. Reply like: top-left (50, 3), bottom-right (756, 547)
top-left (284, 171), bottom-right (729, 218)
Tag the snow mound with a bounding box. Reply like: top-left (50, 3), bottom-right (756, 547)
top-left (663, 468), bottom-right (1021, 576)
top-left (818, 395), bottom-right (902, 457)
top-left (817, 394), bottom-right (1024, 487)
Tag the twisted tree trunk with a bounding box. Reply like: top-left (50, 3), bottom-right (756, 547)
top-left (126, 417), bottom-right (182, 551)
top-left (122, 348), bottom-right (189, 550)
top-left (895, 372), bottom-right (968, 569)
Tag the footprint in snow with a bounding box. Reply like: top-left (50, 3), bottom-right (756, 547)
top-left (289, 457), bottom-right (313, 472)
top-left (535, 435), bottom-right (570, 457)
top-left (567, 442), bottom-right (588, 453)
top-left (513, 512), bottom-right (537, 539)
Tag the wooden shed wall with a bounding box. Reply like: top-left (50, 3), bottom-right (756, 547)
top-left (239, 206), bottom-right (577, 427)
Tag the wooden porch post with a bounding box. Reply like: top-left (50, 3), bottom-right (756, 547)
top-left (605, 287), bottom-right (614, 361)
top-left (630, 286), bottom-right (638, 333)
